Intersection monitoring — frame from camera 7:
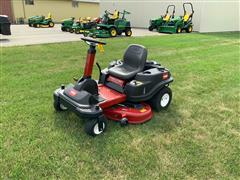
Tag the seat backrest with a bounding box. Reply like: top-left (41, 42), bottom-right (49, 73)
top-left (183, 14), bottom-right (190, 22)
top-left (86, 17), bottom-right (91, 21)
top-left (111, 10), bottom-right (120, 20)
top-left (163, 14), bottom-right (171, 22)
top-left (123, 44), bottom-right (147, 70)
top-left (46, 13), bottom-right (52, 20)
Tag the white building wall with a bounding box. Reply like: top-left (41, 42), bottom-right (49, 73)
top-left (100, 0), bottom-right (239, 33)
top-left (199, 1), bottom-right (239, 32)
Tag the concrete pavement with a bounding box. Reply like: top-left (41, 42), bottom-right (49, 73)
top-left (1, 24), bottom-right (166, 47)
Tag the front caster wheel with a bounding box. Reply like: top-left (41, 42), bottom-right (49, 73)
top-left (66, 28), bottom-right (70, 32)
top-left (75, 29), bottom-right (80, 34)
top-left (54, 100), bottom-right (68, 111)
top-left (150, 86), bottom-right (172, 112)
top-left (148, 26), bottom-right (154, 31)
top-left (85, 118), bottom-right (107, 136)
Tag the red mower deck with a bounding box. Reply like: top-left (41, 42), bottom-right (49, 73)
top-left (104, 103), bottom-right (153, 124)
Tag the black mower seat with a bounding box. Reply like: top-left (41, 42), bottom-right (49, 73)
top-left (108, 44), bottom-right (147, 80)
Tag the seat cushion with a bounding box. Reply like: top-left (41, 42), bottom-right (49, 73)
top-left (108, 64), bottom-right (139, 80)
top-left (108, 44), bottom-right (148, 80)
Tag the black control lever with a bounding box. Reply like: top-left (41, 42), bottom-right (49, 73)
top-left (96, 62), bottom-right (102, 77)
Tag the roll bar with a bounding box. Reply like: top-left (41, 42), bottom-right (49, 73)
top-left (120, 10), bottom-right (130, 19)
top-left (104, 10), bottom-right (111, 15)
top-left (183, 3), bottom-right (194, 15)
top-left (104, 10), bottom-right (130, 19)
top-left (120, 10), bottom-right (130, 15)
top-left (166, 5), bottom-right (176, 17)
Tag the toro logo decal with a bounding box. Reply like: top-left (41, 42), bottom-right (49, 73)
top-left (69, 89), bottom-right (77, 96)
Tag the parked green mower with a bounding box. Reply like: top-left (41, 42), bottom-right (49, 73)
top-left (61, 17), bottom-right (75, 32)
top-left (28, 15), bottom-right (41, 27)
top-left (158, 3), bottom-right (194, 34)
top-left (149, 5), bottom-right (175, 31)
top-left (86, 10), bottom-right (132, 38)
top-left (28, 13), bottom-right (55, 28)
top-left (70, 17), bottom-right (101, 34)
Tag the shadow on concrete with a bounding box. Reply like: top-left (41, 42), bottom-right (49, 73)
top-left (0, 38), bottom-right (10, 43)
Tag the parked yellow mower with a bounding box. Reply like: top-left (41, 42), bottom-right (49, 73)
top-left (158, 3), bottom-right (194, 34)
top-left (149, 5), bottom-right (175, 31)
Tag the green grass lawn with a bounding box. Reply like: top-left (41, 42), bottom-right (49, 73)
top-left (1, 32), bottom-right (239, 179)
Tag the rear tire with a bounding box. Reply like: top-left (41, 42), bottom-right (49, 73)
top-left (61, 27), bottom-right (66, 31)
top-left (85, 118), bottom-right (107, 136)
top-left (150, 86), bottom-right (172, 112)
top-left (186, 25), bottom-right (193, 33)
top-left (49, 22), bottom-right (54, 28)
top-left (69, 28), bottom-right (74, 33)
top-left (125, 28), bottom-right (132, 36)
top-left (176, 26), bottom-right (182, 33)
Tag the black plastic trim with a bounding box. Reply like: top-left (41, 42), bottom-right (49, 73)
top-left (126, 77), bottom-right (174, 102)
top-left (54, 88), bottom-right (103, 118)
